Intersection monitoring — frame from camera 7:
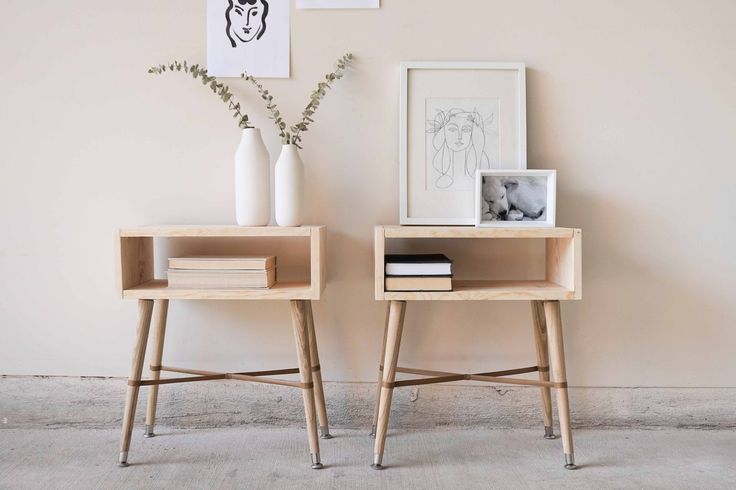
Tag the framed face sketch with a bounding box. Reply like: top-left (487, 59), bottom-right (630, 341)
top-left (207, 0), bottom-right (290, 78)
top-left (399, 62), bottom-right (527, 225)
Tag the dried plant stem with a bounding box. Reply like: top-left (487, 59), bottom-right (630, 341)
top-left (148, 60), bottom-right (253, 129)
top-left (242, 52), bottom-right (353, 148)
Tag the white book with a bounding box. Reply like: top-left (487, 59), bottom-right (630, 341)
top-left (384, 254), bottom-right (452, 276)
top-left (385, 263), bottom-right (452, 276)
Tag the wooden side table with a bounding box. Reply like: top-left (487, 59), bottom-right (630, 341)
top-left (115, 225), bottom-right (330, 469)
top-left (371, 225), bottom-right (582, 470)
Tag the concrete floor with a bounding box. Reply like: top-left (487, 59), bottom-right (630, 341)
top-left (0, 428), bottom-right (734, 489)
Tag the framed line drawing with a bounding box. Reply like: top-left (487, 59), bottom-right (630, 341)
top-left (400, 62), bottom-right (527, 225)
top-left (475, 169), bottom-right (556, 228)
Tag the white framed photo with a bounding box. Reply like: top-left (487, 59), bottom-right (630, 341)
top-left (475, 169), bottom-right (556, 227)
top-left (400, 61), bottom-right (527, 225)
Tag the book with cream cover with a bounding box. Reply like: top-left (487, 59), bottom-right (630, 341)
top-left (167, 268), bottom-right (276, 289)
top-left (385, 276), bottom-right (452, 292)
top-left (169, 256), bottom-right (276, 271)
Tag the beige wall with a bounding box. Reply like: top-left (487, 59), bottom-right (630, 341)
top-left (1, 0), bottom-right (734, 386)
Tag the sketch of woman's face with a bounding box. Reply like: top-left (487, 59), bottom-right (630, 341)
top-left (443, 114), bottom-right (473, 152)
top-left (226, 0), bottom-right (269, 47)
top-left (427, 106), bottom-right (492, 190)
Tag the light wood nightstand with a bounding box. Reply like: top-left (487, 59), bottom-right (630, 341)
top-left (115, 225), bottom-right (330, 469)
top-left (371, 225), bottom-right (582, 470)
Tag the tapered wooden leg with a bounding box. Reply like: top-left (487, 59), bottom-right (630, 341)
top-left (118, 299), bottom-right (154, 467)
top-left (304, 301), bottom-right (331, 439)
top-left (144, 299), bottom-right (169, 438)
top-left (290, 300), bottom-right (322, 469)
top-left (371, 300), bottom-right (406, 469)
top-left (531, 300), bottom-right (555, 440)
top-left (544, 300), bottom-right (577, 470)
top-left (370, 302), bottom-right (391, 438)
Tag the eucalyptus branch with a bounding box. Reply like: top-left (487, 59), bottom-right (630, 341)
top-left (241, 73), bottom-right (289, 144)
top-left (148, 60), bottom-right (253, 129)
top-left (291, 52), bottom-right (353, 147)
top-left (240, 52), bottom-right (354, 148)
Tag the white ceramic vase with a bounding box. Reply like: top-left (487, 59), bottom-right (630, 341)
top-left (234, 128), bottom-right (271, 226)
top-left (274, 144), bottom-right (304, 227)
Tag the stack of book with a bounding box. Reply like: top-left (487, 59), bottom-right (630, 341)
top-left (167, 256), bottom-right (276, 289)
top-left (384, 254), bottom-right (453, 291)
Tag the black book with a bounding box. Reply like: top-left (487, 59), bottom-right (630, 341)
top-left (384, 254), bottom-right (452, 276)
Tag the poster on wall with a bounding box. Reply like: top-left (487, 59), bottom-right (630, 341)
top-left (297, 0), bottom-right (379, 8)
top-left (207, 0), bottom-right (290, 78)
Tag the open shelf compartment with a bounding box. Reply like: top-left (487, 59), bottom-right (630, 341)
top-left (375, 225), bottom-right (582, 301)
top-left (117, 225), bottom-right (325, 300)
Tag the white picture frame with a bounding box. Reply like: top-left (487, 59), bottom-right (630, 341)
top-left (475, 169), bottom-right (556, 227)
top-left (400, 61), bottom-right (527, 225)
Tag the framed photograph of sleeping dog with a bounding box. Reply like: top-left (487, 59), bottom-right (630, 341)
top-left (475, 169), bottom-right (556, 227)
top-left (400, 61), bottom-right (527, 225)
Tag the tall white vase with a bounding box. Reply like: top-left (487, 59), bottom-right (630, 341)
top-left (234, 128), bottom-right (271, 226)
top-left (274, 144), bottom-right (304, 227)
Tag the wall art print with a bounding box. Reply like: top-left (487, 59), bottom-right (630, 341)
top-left (207, 0), bottom-right (290, 78)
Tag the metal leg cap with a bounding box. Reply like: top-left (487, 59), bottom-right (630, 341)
top-left (319, 426), bottom-right (333, 439)
top-left (117, 452), bottom-right (129, 468)
top-left (369, 425), bottom-right (376, 438)
top-left (311, 463), bottom-right (324, 470)
top-left (565, 463), bottom-right (579, 470)
top-left (564, 454), bottom-right (578, 470)
top-left (370, 464), bottom-right (384, 470)
top-left (544, 426), bottom-right (556, 440)
top-left (117, 462), bottom-right (130, 468)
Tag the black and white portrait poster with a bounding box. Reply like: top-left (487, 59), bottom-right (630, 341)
top-left (207, 0), bottom-right (290, 78)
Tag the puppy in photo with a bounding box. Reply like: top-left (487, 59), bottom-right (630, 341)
top-left (481, 176), bottom-right (547, 221)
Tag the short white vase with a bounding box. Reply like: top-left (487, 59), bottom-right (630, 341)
top-left (274, 144), bottom-right (305, 227)
top-left (234, 128), bottom-right (271, 226)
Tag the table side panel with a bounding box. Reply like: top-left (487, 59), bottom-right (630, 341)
top-left (310, 226), bottom-right (325, 299)
top-left (375, 226), bottom-right (386, 300)
top-left (545, 229), bottom-right (582, 299)
top-left (118, 236), bottom-right (153, 297)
